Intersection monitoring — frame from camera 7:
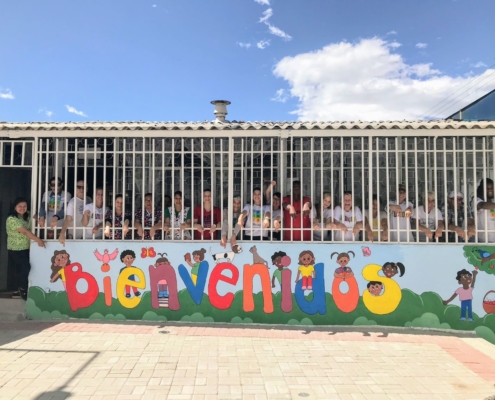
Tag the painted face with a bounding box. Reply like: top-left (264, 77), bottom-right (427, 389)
top-left (193, 254), bottom-right (201, 262)
top-left (272, 196), bottom-right (281, 211)
top-left (398, 190), bottom-right (406, 204)
top-left (272, 256), bottom-right (282, 268)
top-left (459, 273), bottom-right (472, 286)
top-left (338, 256), bottom-right (349, 267)
top-left (15, 201), bottom-right (28, 216)
top-left (343, 194), bottom-right (353, 212)
top-left (368, 283), bottom-right (383, 296)
top-left (54, 253), bottom-right (69, 268)
top-left (323, 196), bottom-right (331, 209)
top-left (300, 253), bottom-right (313, 266)
top-left (253, 190), bottom-right (262, 206)
top-left (144, 195), bottom-right (153, 211)
top-left (383, 264), bottom-right (398, 278)
top-left (123, 254), bottom-right (135, 266)
top-left (156, 261), bottom-right (169, 268)
top-left (233, 198), bottom-right (241, 213)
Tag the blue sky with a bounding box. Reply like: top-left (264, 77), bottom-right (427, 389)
top-left (1, 0), bottom-right (494, 123)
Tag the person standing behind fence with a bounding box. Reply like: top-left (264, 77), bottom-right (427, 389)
top-left (104, 194), bottom-right (133, 240)
top-left (220, 195), bottom-right (242, 247)
top-left (265, 182), bottom-right (283, 241)
top-left (59, 180), bottom-right (91, 245)
top-left (237, 188), bottom-right (271, 241)
top-left (365, 195), bottom-right (388, 242)
top-left (164, 191), bottom-right (192, 240)
top-left (135, 193), bottom-right (163, 240)
top-left (282, 181), bottom-right (317, 241)
top-left (440, 191), bottom-right (475, 243)
top-left (333, 192), bottom-right (369, 242)
top-left (6, 197), bottom-right (45, 300)
top-left (474, 178), bottom-right (495, 243)
top-left (387, 184), bottom-right (414, 243)
top-left (37, 177), bottom-right (72, 238)
top-left (82, 188), bottom-right (108, 240)
top-left (193, 189), bottom-right (221, 241)
top-left (412, 191), bottom-right (444, 242)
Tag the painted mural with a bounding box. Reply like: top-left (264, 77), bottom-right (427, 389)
top-left (28, 242), bottom-right (495, 344)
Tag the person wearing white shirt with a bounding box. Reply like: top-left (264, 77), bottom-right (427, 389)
top-left (59, 180), bottom-right (92, 245)
top-left (333, 192), bottom-right (369, 242)
top-left (237, 188), bottom-right (271, 240)
top-left (81, 188), bottom-right (108, 239)
top-left (387, 184), bottom-right (414, 243)
top-left (365, 195), bottom-right (388, 242)
top-left (474, 178), bottom-right (495, 243)
top-left (412, 191), bottom-right (444, 242)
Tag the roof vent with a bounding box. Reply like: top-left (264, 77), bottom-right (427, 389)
top-left (211, 100), bottom-right (231, 123)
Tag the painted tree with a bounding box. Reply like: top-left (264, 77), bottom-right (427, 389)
top-left (463, 245), bottom-right (495, 275)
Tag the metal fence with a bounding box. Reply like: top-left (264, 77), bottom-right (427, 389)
top-left (20, 133), bottom-right (495, 244)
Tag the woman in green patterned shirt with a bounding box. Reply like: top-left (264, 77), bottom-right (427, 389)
top-left (6, 197), bottom-right (45, 300)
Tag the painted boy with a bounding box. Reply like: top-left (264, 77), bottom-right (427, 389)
top-left (367, 281), bottom-right (383, 296)
top-left (119, 250), bottom-right (141, 298)
top-left (443, 269), bottom-right (478, 322)
top-left (271, 251), bottom-right (291, 288)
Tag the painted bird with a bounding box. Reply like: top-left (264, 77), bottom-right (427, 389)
top-left (477, 249), bottom-right (492, 259)
top-left (94, 248), bottom-right (119, 264)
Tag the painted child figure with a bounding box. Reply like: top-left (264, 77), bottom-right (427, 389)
top-left (331, 251), bottom-right (355, 279)
top-left (295, 250), bottom-right (316, 291)
top-left (443, 269), bottom-right (478, 322)
top-left (271, 251), bottom-right (291, 288)
top-left (119, 250), bottom-right (141, 298)
top-left (155, 253), bottom-right (170, 298)
top-left (185, 248), bottom-right (206, 285)
top-left (381, 262), bottom-right (405, 278)
top-left (367, 281), bottom-right (383, 296)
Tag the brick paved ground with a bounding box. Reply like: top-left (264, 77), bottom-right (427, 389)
top-left (0, 321), bottom-right (494, 399)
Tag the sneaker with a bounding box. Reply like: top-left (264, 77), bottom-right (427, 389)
top-left (11, 291), bottom-right (21, 299)
top-left (468, 318), bottom-right (474, 322)
top-left (460, 317), bottom-right (466, 321)
top-left (134, 291), bottom-right (141, 297)
top-left (302, 286), bottom-right (307, 290)
top-left (308, 286), bottom-right (313, 290)
top-left (19, 288), bottom-right (28, 301)
top-left (125, 293), bottom-right (131, 298)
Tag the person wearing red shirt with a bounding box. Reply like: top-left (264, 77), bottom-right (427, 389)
top-left (282, 181), bottom-right (317, 241)
top-left (193, 189), bottom-right (221, 240)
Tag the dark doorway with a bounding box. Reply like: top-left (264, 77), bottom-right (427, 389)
top-left (0, 168), bottom-right (32, 291)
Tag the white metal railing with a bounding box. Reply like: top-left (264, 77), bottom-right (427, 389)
top-left (18, 133), bottom-right (495, 244)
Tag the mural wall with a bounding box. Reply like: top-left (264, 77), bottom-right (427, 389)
top-left (29, 242), bottom-right (495, 344)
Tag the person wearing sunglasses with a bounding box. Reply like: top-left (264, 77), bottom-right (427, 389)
top-left (59, 180), bottom-right (92, 245)
top-left (37, 177), bottom-right (72, 238)
top-left (440, 191), bottom-right (475, 243)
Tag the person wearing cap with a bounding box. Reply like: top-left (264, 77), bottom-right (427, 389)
top-left (440, 191), bottom-right (475, 243)
top-left (386, 184), bottom-right (414, 242)
top-left (412, 190), bottom-right (444, 242)
top-left (474, 178), bottom-right (495, 243)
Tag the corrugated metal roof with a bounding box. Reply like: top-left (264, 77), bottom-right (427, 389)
top-left (1, 120), bottom-right (494, 131)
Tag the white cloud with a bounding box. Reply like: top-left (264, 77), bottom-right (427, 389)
top-left (257, 39), bottom-right (270, 49)
top-left (386, 30), bottom-right (397, 35)
top-left (0, 88), bottom-right (14, 100)
top-left (259, 8), bottom-right (273, 23)
top-left (65, 105), bottom-right (87, 117)
top-left (471, 61), bottom-right (487, 68)
top-left (416, 42), bottom-right (428, 49)
top-left (271, 89), bottom-right (290, 103)
top-left (254, 0), bottom-right (270, 5)
top-left (237, 42), bottom-right (252, 49)
top-left (272, 37), bottom-right (495, 121)
top-left (266, 23), bottom-right (292, 41)
top-left (38, 108), bottom-right (54, 118)
top-left (152, 4), bottom-right (157, 7)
